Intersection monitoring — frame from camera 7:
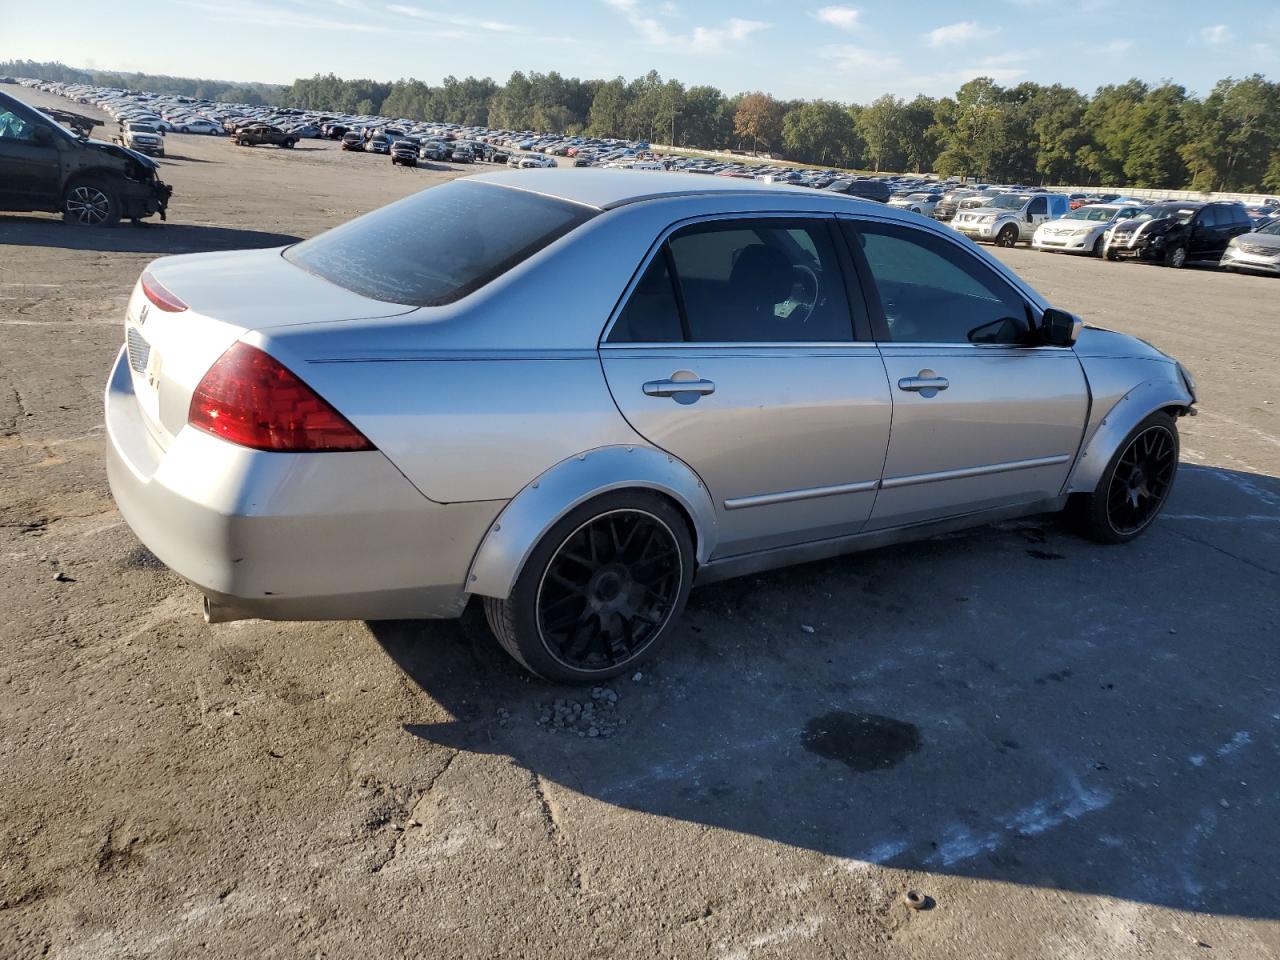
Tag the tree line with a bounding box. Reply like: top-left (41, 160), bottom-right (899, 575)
top-left (1, 59), bottom-right (284, 107)
top-left (8, 59), bottom-right (1279, 192)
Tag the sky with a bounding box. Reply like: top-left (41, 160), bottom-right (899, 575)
top-left (2, 0), bottom-right (1276, 102)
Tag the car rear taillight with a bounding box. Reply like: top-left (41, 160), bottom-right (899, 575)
top-left (140, 271), bottom-right (187, 312)
top-left (188, 343), bottom-right (374, 452)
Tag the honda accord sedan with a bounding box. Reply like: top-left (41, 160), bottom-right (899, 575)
top-left (106, 171), bottom-right (1196, 682)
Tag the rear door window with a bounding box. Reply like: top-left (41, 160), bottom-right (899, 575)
top-left (608, 219), bottom-right (858, 343)
top-left (284, 179), bottom-right (595, 306)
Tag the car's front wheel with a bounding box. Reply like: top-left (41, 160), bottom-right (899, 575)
top-left (63, 179), bottom-right (120, 227)
top-left (1074, 411), bottom-right (1179, 544)
top-left (995, 224), bottom-right (1019, 247)
top-left (1164, 244), bottom-right (1188, 268)
top-left (484, 491), bottom-right (694, 683)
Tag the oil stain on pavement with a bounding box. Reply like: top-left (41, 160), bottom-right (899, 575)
top-left (801, 711), bottom-right (921, 772)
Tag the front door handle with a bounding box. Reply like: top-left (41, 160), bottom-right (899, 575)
top-left (643, 377), bottom-right (716, 402)
top-left (898, 371), bottom-right (949, 398)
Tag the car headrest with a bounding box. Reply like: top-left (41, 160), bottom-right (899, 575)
top-left (728, 244), bottom-right (794, 311)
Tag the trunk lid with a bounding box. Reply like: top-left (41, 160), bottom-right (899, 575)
top-left (124, 247), bottom-right (415, 449)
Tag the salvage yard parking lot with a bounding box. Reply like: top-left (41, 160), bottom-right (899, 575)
top-left (2, 87), bottom-right (1278, 959)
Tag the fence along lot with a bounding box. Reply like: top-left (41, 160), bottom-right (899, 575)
top-left (2, 85), bottom-right (1279, 960)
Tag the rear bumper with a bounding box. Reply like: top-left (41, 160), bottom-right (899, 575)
top-left (104, 348), bottom-right (502, 621)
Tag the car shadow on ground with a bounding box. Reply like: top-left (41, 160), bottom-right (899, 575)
top-left (156, 153), bottom-right (220, 164)
top-left (0, 217), bottom-right (301, 254)
top-left (370, 463), bottom-right (1280, 920)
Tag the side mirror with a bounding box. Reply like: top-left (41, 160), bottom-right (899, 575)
top-left (1041, 307), bottom-right (1082, 347)
top-left (33, 125), bottom-right (52, 144)
top-left (1026, 211), bottom-right (1035, 223)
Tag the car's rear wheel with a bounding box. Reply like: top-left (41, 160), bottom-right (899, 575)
top-left (63, 180), bottom-right (120, 227)
top-left (1165, 244), bottom-right (1187, 268)
top-left (995, 225), bottom-right (1018, 247)
top-left (1074, 411), bottom-right (1179, 544)
top-left (484, 491), bottom-right (694, 683)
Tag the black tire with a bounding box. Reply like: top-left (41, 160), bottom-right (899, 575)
top-left (63, 179), bottom-right (120, 227)
top-left (1073, 411), bottom-right (1179, 545)
top-left (1092, 235), bottom-right (1105, 257)
top-left (483, 490), bottom-right (695, 683)
top-left (283, 139), bottom-right (296, 149)
top-left (995, 224), bottom-right (1019, 247)
top-left (1164, 244), bottom-right (1187, 268)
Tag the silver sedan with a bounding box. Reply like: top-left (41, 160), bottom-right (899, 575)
top-left (106, 171), bottom-right (1196, 682)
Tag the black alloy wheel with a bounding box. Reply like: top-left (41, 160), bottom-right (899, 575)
top-left (64, 182), bottom-right (118, 226)
top-left (1105, 424), bottom-right (1178, 536)
top-left (996, 225), bottom-right (1018, 247)
top-left (536, 509), bottom-right (683, 673)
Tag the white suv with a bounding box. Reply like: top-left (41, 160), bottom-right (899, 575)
top-left (953, 193), bottom-right (1070, 246)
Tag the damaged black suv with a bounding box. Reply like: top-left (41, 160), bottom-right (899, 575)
top-left (0, 90), bottom-right (172, 227)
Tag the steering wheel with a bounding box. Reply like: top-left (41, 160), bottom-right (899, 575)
top-left (788, 263), bottom-right (820, 323)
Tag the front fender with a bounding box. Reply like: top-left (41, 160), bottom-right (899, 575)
top-left (465, 445), bottom-right (719, 600)
top-left (1066, 376), bottom-right (1193, 494)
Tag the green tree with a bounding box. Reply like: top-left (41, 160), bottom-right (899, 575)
top-left (899, 95), bottom-right (940, 173)
top-left (1030, 84), bottom-right (1088, 184)
top-left (588, 77), bottom-right (630, 138)
top-left (1181, 75), bottom-right (1280, 191)
top-left (781, 100), bottom-right (862, 166)
top-left (858, 94), bottom-right (905, 172)
top-left (680, 85), bottom-right (729, 149)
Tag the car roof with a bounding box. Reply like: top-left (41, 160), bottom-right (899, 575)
top-left (471, 168), bottom-right (831, 212)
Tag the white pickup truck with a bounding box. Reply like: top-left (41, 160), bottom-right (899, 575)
top-left (121, 121), bottom-right (165, 157)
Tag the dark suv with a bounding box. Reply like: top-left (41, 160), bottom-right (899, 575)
top-left (0, 90), bottom-right (171, 226)
top-left (1106, 200), bottom-right (1252, 267)
top-left (823, 177), bottom-right (892, 203)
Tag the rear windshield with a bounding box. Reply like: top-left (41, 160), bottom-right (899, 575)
top-left (284, 179), bottom-right (595, 306)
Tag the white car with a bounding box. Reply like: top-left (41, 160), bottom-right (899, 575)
top-left (888, 192), bottom-right (941, 216)
top-left (1032, 203), bottom-right (1147, 257)
top-left (518, 153), bottom-right (558, 169)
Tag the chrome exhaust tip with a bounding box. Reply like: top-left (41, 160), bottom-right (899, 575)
top-left (203, 595), bottom-right (249, 624)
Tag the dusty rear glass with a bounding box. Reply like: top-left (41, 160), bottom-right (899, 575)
top-left (284, 179), bottom-right (596, 306)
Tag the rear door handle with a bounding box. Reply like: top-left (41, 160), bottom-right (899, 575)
top-left (897, 374), bottom-right (949, 396)
top-left (643, 378), bottom-right (716, 399)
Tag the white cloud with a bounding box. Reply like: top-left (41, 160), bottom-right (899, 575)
top-left (386, 4), bottom-right (521, 33)
top-left (603, 0), bottom-right (767, 52)
top-left (1101, 39), bottom-right (1132, 55)
top-left (1200, 24), bottom-right (1232, 45)
top-left (925, 21), bottom-right (998, 48)
top-left (821, 44), bottom-right (900, 71)
top-left (814, 6), bottom-right (860, 31)
top-left (179, 0), bottom-right (387, 32)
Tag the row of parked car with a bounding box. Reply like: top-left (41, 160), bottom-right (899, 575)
top-left (18, 77), bottom-right (1280, 273)
top-left (934, 186), bottom-right (1280, 275)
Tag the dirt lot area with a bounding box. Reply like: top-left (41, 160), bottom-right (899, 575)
top-left (2, 87), bottom-right (1278, 959)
